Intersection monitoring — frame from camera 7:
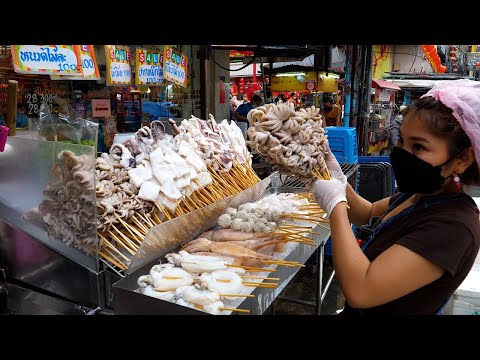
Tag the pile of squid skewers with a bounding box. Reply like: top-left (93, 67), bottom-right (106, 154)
top-left (95, 115), bottom-right (261, 273)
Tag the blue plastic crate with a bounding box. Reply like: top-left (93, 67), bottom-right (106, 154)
top-left (358, 156), bottom-right (390, 164)
top-left (325, 126), bottom-right (358, 164)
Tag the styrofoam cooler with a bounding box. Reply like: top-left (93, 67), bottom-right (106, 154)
top-left (451, 300), bottom-right (480, 315)
top-left (325, 126), bottom-right (358, 164)
top-left (454, 266), bottom-right (480, 306)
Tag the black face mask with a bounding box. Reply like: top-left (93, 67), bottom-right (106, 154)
top-left (390, 147), bottom-right (455, 194)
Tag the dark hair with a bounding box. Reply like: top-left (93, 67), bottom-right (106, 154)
top-left (252, 95), bottom-right (262, 103)
top-left (323, 96), bottom-right (333, 104)
top-left (404, 96), bottom-right (480, 185)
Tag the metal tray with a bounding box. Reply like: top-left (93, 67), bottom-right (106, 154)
top-left (113, 182), bottom-right (331, 315)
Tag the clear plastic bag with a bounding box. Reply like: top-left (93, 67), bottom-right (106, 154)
top-left (30, 96), bottom-right (99, 147)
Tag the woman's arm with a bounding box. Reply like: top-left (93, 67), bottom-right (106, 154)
top-left (345, 183), bottom-right (392, 227)
top-left (329, 203), bottom-right (445, 309)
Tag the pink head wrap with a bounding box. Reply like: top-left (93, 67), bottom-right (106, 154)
top-left (422, 79), bottom-right (480, 170)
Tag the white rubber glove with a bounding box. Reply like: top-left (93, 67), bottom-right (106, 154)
top-left (312, 179), bottom-right (347, 217)
top-left (323, 140), bottom-right (348, 189)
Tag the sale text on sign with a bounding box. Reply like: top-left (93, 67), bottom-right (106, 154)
top-left (11, 45), bottom-right (83, 75)
top-left (105, 45), bottom-right (132, 85)
top-left (163, 46), bottom-right (188, 87)
top-left (136, 48), bottom-right (164, 85)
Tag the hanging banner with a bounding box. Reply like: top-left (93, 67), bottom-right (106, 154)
top-left (105, 45), bottom-right (132, 85)
top-left (50, 45), bottom-right (100, 80)
top-left (135, 48), bottom-right (164, 85)
top-left (11, 45), bottom-right (83, 75)
top-left (163, 46), bottom-right (188, 87)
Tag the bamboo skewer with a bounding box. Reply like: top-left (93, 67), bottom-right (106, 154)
top-left (220, 294), bottom-right (255, 298)
top-left (111, 222), bottom-right (143, 246)
top-left (103, 247), bottom-right (128, 267)
top-left (107, 230), bottom-right (138, 255)
top-left (99, 250), bottom-right (127, 270)
top-left (219, 307), bottom-right (251, 313)
top-left (226, 264), bottom-right (276, 272)
top-left (113, 214), bottom-right (144, 243)
top-left (192, 303), bottom-right (251, 313)
top-left (152, 212), bottom-right (163, 224)
top-left (242, 283), bottom-right (278, 288)
top-left (100, 235), bottom-right (132, 263)
top-left (131, 215), bottom-right (150, 234)
top-left (240, 275), bottom-right (280, 281)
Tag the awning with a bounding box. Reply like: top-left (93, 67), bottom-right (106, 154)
top-left (372, 78), bottom-right (401, 91)
top-left (388, 79), bottom-right (460, 89)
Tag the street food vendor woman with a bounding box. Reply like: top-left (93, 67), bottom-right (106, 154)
top-left (312, 79), bottom-right (480, 315)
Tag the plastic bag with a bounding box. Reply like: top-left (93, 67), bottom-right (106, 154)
top-left (30, 96), bottom-right (98, 147)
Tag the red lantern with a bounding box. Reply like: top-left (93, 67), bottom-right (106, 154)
top-left (239, 78), bottom-right (245, 94)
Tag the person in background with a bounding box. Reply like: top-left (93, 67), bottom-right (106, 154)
top-left (230, 95), bottom-right (239, 120)
top-left (390, 105), bottom-right (407, 147)
top-left (16, 103), bottom-right (27, 128)
top-left (287, 92), bottom-right (297, 108)
top-left (233, 94), bottom-right (262, 124)
top-left (312, 79), bottom-right (480, 315)
top-left (321, 96), bottom-right (342, 127)
top-left (275, 94), bottom-right (286, 104)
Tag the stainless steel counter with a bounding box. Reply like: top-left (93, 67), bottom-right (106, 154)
top-left (113, 184), bottom-right (331, 315)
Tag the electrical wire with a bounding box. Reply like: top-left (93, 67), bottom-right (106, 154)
top-left (208, 46), bottom-right (258, 72)
top-left (408, 45), bottom-right (419, 73)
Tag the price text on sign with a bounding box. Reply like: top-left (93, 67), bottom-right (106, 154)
top-left (136, 48), bottom-right (164, 85)
top-left (11, 45), bottom-right (83, 75)
top-left (105, 45), bottom-right (132, 85)
top-left (163, 46), bottom-right (188, 87)
top-left (25, 92), bottom-right (53, 116)
top-left (50, 45), bottom-right (100, 80)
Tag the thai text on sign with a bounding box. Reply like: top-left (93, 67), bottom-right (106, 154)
top-left (11, 45), bottom-right (83, 75)
top-left (105, 45), bottom-right (132, 85)
top-left (163, 46), bottom-right (188, 87)
top-left (136, 48), bottom-right (164, 85)
top-left (50, 45), bottom-right (100, 80)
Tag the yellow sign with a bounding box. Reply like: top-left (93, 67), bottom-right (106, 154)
top-left (163, 46), bottom-right (188, 87)
top-left (373, 45), bottom-right (393, 79)
top-left (105, 45), bottom-right (133, 85)
top-left (135, 48), bottom-right (164, 85)
top-left (271, 71), bottom-right (338, 93)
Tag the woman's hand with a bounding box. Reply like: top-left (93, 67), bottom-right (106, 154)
top-left (323, 140), bottom-right (348, 188)
top-left (312, 178), bottom-right (347, 217)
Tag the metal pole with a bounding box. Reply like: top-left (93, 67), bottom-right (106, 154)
top-left (200, 46), bottom-right (210, 119)
top-left (260, 61), bottom-right (268, 103)
top-left (343, 46), bottom-right (352, 127)
top-left (363, 45), bottom-right (374, 156)
top-left (6, 80), bottom-right (18, 136)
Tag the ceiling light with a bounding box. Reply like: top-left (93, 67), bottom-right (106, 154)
top-left (276, 72), bottom-right (306, 77)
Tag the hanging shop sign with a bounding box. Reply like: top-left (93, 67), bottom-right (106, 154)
top-left (163, 46), bottom-right (188, 88)
top-left (466, 52), bottom-right (480, 70)
top-left (11, 45), bottom-right (83, 75)
top-left (50, 45), bottom-right (100, 80)
top-left (135, 48), bottom-right (164, 85)
top-left (105, 45), bottom-right (132, 85)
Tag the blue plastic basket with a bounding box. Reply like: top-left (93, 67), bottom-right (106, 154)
top-left (325, 127), bottom-right (358, 164)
